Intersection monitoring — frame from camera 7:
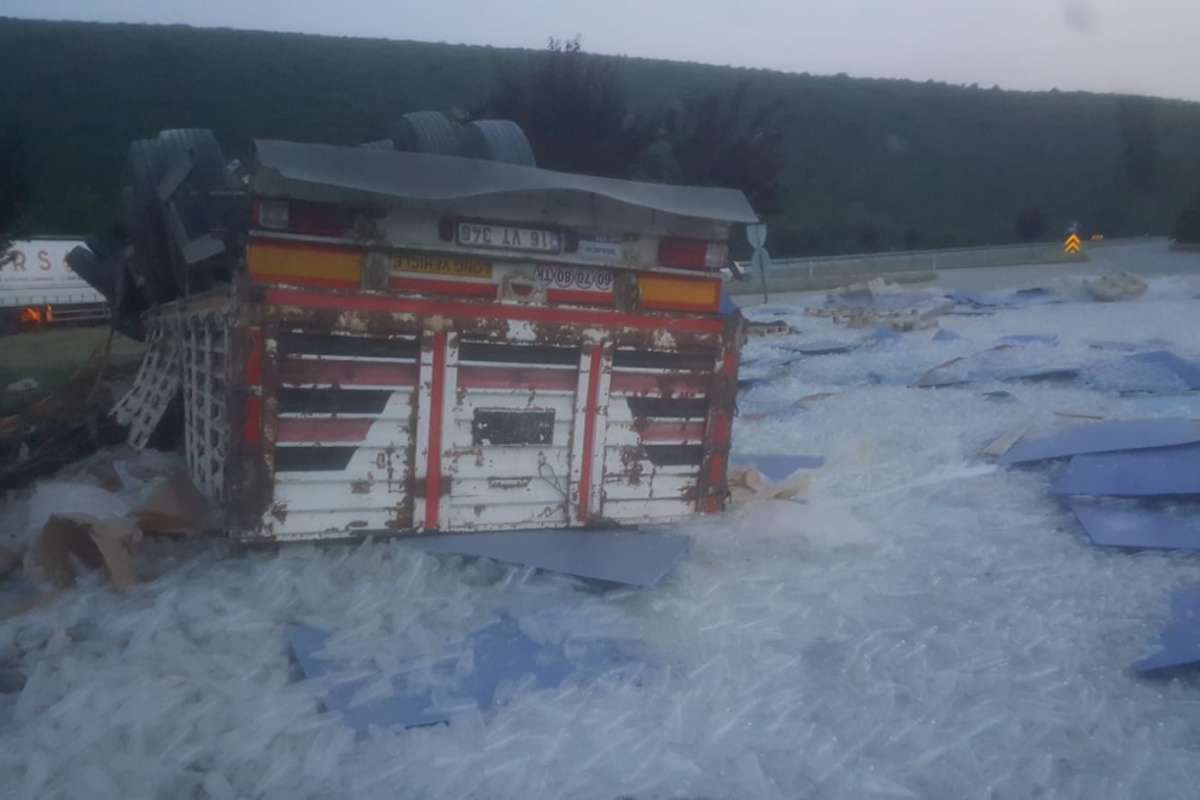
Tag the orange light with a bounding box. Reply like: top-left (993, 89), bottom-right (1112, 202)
top-left (247, 240), bottom-right (361, 288)
top-left (638, 275), bottom-right (721, 312)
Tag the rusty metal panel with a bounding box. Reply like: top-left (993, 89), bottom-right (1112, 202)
top-left (259, 327), bottom-right (419, 539)
top-left (203, 278), bottom-right (741, 542)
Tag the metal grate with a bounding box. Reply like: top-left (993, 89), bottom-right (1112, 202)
top-left (111, 320), bottom-right (181, 449)
top-left (174, 307), bottom-right (232, 502)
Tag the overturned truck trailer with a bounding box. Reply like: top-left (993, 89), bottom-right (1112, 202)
top-left (74, 116), bottom-right (755, 541)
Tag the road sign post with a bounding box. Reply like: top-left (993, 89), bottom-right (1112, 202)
top-left (746, 224), bottom-right (770, 303)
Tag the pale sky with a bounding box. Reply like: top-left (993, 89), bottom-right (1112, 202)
top-left (7, 0), bottom-right (1200, 101)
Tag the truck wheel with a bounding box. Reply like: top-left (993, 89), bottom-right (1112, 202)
top-left (390, 111), bottom-right (460, 156)
top-left (127, 138), bottom-right (177, 304)
top-left (458, 120), bottom-right (537, 167)
top-left (153, 129), bottom-right (229, 294)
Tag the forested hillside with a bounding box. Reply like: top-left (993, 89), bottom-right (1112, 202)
top-left (2, 17), bottom-right (1198, 254)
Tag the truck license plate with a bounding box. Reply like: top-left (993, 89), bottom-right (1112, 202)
top-left (457, 221), bottom-right (561, 253)
top-left (393, 253), bottom-right (493, 278)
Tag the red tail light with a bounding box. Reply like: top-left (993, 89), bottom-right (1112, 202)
top-left (254, 199), bottom-right (354, 237)
top-left (658, 237), bottom-right (729, 270)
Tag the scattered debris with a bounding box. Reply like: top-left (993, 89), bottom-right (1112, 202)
top-left (948, 287), bottom-right (1061, 311)
top-left (288, 614), bottom-right (649, 732)
top-left (1085, 273), bottom-right (1148, 302)
top-left (1087, 338), bottom-right (1172, 352)
top-left (133, 471), bottom-right (214, 536)
top-left (784, 340), bottom-right (858, 356)
top-left (746, 320), bottom-right (792, 337)
top-left (1053, 444), bottom-right (1200, 497)
top-left (1127, 351), bottom-right (1200, 390)
top-left (916, 349), bottom-right (1080, 388)
top-left (1071, 498), bottom-right (1200, 551)
top-left (981, 421), bottom-right (1032, 459)
top-left (731, 453), bottom-right (825, 482)
top-left (999, 334), bottom-right (1058, 346)
top-left (999, 418), bottom-right (1200, 466)
top-left (0, 545), bottom-right (19, 579)
top-left (30, 514), bottom-right (141, 590)
top-left (1134, 588), bottom-right (1200, 674)
top-left (402, 529), bottom-right (690, 587)
top-left (0, 343), bottom-right (125, 491)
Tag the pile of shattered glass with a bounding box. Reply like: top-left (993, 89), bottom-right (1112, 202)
top-left (4, 273), bottom-right (1200, 798)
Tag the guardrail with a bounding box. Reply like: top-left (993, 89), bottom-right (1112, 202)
top-left (759, 241), bottom-right (1088, 277)
top-left (726, 238), bottom-right (1126, 296)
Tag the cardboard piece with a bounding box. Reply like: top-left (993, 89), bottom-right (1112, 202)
top-left (31, 514), bottom-right (141, 589)
top-left (1070, 498), bottom-right (1200, 550)
top-left (999, 418), bottom-right (1200, 466)
top-left (133, 472), bottom-right (214, 536)
top-left (404, 529), bottom-right (690, 587)
top-left (289, 615), bottom-right (648, 732)
top-left (1053, 444), bottom-right (1200, 497)
top-left (981, 422), bottom-right (1032, 459)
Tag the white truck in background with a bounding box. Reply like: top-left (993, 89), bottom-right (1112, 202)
top-left (0, 239), bottom-right (108, 331)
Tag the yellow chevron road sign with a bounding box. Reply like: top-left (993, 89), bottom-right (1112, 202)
top-left (1064, 233), bottom-right (1083, 254)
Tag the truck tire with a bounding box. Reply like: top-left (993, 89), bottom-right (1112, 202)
top-left (127, 137), bottom-right (177, 304)
top-left (458, 120), bottom-right (536, 167)
top-left (127, 129), bottom-right (228, 301)
top-left (390, 111), bottom-right (460, 156)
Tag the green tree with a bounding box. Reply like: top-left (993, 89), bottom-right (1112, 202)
top-left (483, 36), bottom-right (651, 178)
top-left (646, 82), bottom-right (786, 216)
top-left (1015, 207), bottom-right (1047, 241)
top-left (1174, 194), bottom-right (1200, 244)
top-left (0, 125), bottom-right (31, 263)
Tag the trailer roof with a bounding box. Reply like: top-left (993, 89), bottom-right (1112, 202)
top-left (252, 139), bottom-right (759, 224)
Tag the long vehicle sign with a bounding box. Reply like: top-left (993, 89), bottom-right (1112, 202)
top-left (457, 221), bottom-right (561, 254)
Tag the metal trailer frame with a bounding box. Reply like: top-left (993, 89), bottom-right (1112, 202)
top-left (145, 274), bottom-right (740, 542)
top-left (107, 137), bottom-right (753, 543)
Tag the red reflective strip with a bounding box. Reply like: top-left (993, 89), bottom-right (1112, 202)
top-left (425, 330), bottom-right (447, 530)
top-left (244, 328), bottom-right (264, 385)
top-left (546, 288), bottom-right (616, 307)
top-left (639, 420), bottom-right (707, 443)
top-left (457, 364), bottom-right (578, 392)
top-left (243, 395), bottom-right (263, 449)
top-left (388, 276), bottom-right (499, 299)
top-left (577, 345), bottom-right (603, 523)
top-left (280, 359), bottom-right (418, 387)
top-left (276, 418), bottom-right (374, 443)
top-left (262, 288), bottom-right (724, 334)
top-left (609, 371), bottom-right (710, 396)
